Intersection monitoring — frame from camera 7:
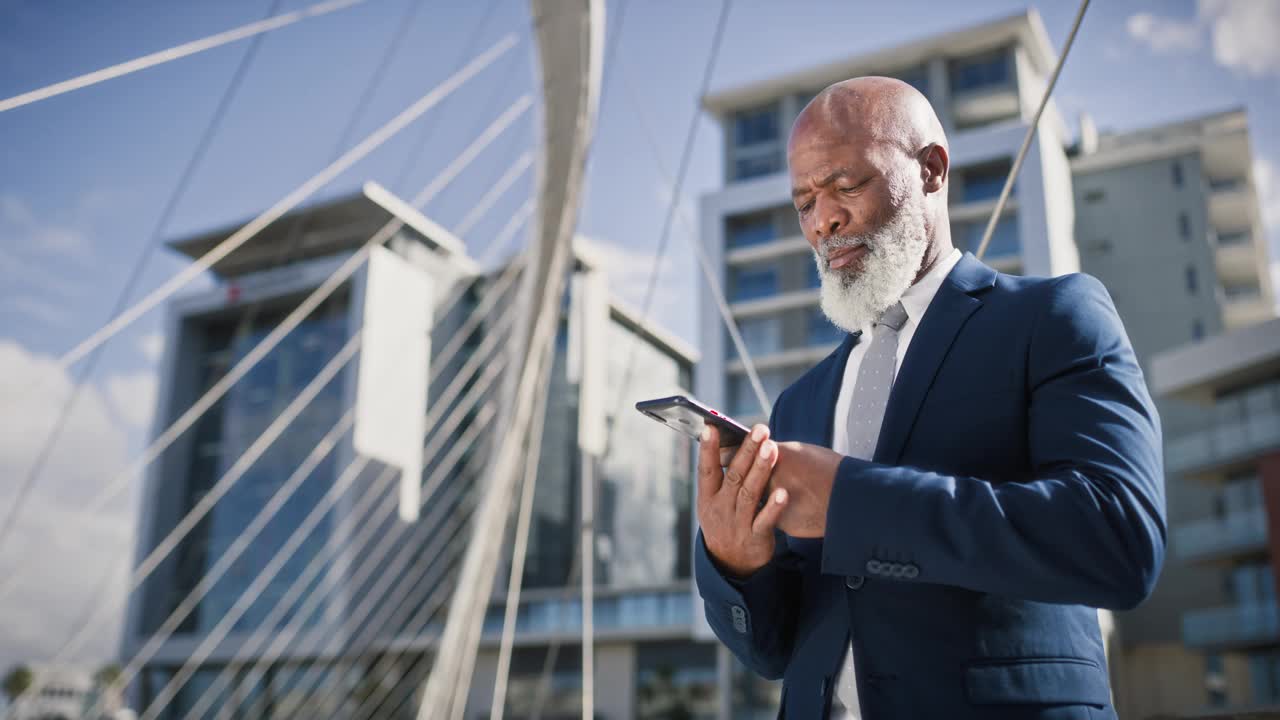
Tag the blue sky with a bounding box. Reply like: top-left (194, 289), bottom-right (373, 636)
top-left (0, 0), bottom-right (1277, 673)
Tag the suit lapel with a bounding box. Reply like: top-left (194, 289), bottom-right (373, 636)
top-left (874, 253), bottom-right (997, 464)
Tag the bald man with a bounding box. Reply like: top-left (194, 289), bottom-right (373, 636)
top-left (694, 77), bottom-right (1164, 719)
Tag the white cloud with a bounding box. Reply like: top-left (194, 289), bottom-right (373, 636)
top-left (0, 341), bottom-right (138, 673)
top-left (1201, 0), bottom-right (1280, 76)
top-left (137, 332), bottom-right (164, 363)
top-left (1126, 12), bottom-right (1201, 52)
top-left (1126, 1), bottom-right (1280, 77)
top-left (106, 371), bottom-right (158, 429)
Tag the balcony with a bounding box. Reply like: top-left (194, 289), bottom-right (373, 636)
top-left (1165, 381), bottom-right (1280, 474)
top-left (1208, 176), bottom-right (1253, 230)
top-left (726, 235), bottom-right (810, 265)
top-left (1223, 291), bottom-right (1274, 330)
top-left (1215, 232), bottom-right (1260, 284)
top-left (1173, 507), bottom-right (1269, 563)
top-left (1183, 603), bottom-right (1280, 649)
top-left (730, 288), bottom-right (821, 319)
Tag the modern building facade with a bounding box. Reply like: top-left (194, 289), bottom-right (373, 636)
top-left (695, 8), bottom-right (1276, 720)
top-left (1073, 111), bottom-right (1277, 718)
top-left (1140, 318), bottom-right (1280, 714)
top-left (121, 185), bottom-right (719, 719)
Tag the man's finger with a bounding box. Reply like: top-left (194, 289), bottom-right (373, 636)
top-left (697, 425), bottom-right (723, 503)
top-left (723, 423), bottom-right (768, 492)
top-left (736, 439), bottom-right (776, 525)
top-left (752, 488), bottom-right (788, 536)
top-left (719, 446), bottom-right (736, 467)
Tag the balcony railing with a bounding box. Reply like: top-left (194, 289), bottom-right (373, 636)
top-left (1216, 230), bottom-right (1251, 247)
top-left (1173, 507), bottom-right (1268, 562)
top-left (1183, 603), bottom-right (1280, 648)
top-left (1165, 381), bottom-right (1280, 474)
top-left (1209, 177), bottom-right (1248, 194)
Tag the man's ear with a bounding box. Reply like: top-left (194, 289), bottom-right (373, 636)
top-left (919, 143), bottom-right (949, 195)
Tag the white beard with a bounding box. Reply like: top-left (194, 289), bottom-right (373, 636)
top-left (814, 200), bottom-right (930, 334)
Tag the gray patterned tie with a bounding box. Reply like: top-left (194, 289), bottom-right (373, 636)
top-left (833, 300), bottom-right (908, 717)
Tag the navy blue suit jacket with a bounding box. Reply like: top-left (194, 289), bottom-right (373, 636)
top-left (695, 254), bottom-right (1165, 719)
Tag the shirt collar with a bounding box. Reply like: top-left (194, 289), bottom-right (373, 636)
top-left (897, 247), bottom-right (962, 327)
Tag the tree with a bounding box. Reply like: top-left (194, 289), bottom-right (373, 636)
top-left (2, 664), bottom-right (32, 703)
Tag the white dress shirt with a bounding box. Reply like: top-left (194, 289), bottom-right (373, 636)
top-left (828, 247), bottom-right (961, 718)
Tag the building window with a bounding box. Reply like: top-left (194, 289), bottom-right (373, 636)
top-left (958, 159), bottom-right (1014, 203)
top-left (726, 212), bottom-right (776, 249)
top-left (733, 104), bottom-right (780, 147)
top-left (1179, 212), bottom-right (1191, 241)
top-left (733, 152), bottom-right (782, 180)
top-left (727, 316), bottom-right (782, 359)
top-left (730, 103), bottom-right (783, 181)
top-left (1218, 230), bottom-right (1250, 247)
top-left (1192, 318), bottom-right (1205, 341)
top-left (895, 66), bottom-right (930, 96)
top-left (1172, 160), bottom-right (1184, 187)
top-left (730, 266), bottom-right (778, 302)
top-left (1186, 265), bottom-right (1198, 294)
top-left (950, 48), bottom-right (1012, 92)
top-left (1083, 189), bottom-right (1106, 204)
top-left (955, 215), bottom-right (1019, 258)
top-left (808, 307), bottom-right (844, 346)
top-left (727, 371), bottom-right (786, 417)
top-left (1223, 280), bottom-right (1262, 301)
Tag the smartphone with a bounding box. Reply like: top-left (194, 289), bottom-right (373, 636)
top-left (635, 395), bottom-right (751, 447)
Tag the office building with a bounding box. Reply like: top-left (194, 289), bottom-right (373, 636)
top-left (1074, 111), bottom-right (1277, 717)
top-left (122, 184), bottom-right (717, 718)
top-left (1139, 318), bottom-right (1280, 714)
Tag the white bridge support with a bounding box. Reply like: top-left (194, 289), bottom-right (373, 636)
top-left (416, 1), bottom-right (605, 718)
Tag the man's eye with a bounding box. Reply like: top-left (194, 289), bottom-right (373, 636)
top-left (838, 186), bottom-right (857, 194)
top-left (797, 202), bottom-right (813, 215)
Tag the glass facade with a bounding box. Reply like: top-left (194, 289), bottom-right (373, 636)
top-left (730, 103), bottom-right (783, 181)
top-left (729, 266), bottom-right (779, 302)
top-left (957, 159), bottom-right (1014, 203)
top-left (523, 307), bottom-right (694, 593)
top-left (733, 104), bottom-right (780, 147)
top-left (727, 316), bottom-right (782, 359)
top-left (727, 370), bottom-right (790, 418)
top-left (726, 211), bottom-right (777, 249)
top-left (481, 591), bottom-right (693, 636)
top-left (150, 292), bottom-right (350, 636)
top-left (949, 48), bottom-right (1012, 92)
top-left (954, 215), bottom-right (1019, 260)
top-left (807, 306), bottom-right (845, 347)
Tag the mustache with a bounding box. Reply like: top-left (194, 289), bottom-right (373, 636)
top-left (817, 235), bottom-right (871, 263)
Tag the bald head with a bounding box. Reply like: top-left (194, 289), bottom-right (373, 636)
top-left (791, 76), bottom-right (948, 160)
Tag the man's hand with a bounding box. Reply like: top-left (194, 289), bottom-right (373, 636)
top-left (697, 424), bottom-right (788, 579)
top-left (767, 442), bottom-right (843, 538)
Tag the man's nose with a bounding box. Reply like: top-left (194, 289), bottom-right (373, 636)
top-left (816, 200), bottom-right (849, 239)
